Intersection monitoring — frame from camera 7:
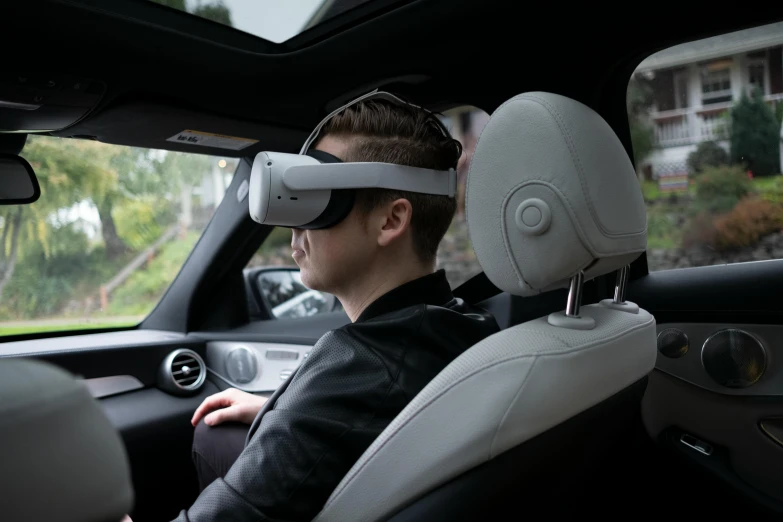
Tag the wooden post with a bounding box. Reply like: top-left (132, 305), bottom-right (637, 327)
top-left (100, 286), bottom-right (108, 311)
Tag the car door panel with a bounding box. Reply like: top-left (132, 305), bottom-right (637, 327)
top-left (629, 259), bottom-right (783, 514)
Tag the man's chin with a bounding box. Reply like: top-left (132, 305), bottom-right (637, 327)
top-left (298, 269), bottom-right (317, 290)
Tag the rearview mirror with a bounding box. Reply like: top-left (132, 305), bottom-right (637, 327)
top-left (0, 154), bottom-right (40, 205)
top-left (244, 266), bottom-right (343, 319)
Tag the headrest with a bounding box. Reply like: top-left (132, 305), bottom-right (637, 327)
top-left (466, 92), bottom-right (647, 297)
top-left (0, 359), bottom-right (134, 522)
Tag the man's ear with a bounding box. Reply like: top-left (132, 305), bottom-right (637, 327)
top-left (376, 198), bottom-right (413, 248)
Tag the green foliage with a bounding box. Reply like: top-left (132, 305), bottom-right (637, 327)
top-left (692, 165), bottom-right (752, 214)
top-left (107, 233), bottom-right (200, 316)
top-left (629, 120), bottom-right (655, 167)
top-left (149, 0), bottom-right (233, 26)
top-left (753, 175), bottom-right (783, 204)
top-left (640, 180), bottom-right (661, 202)
top-left (193, 1), bottom-right (232, 26)
top-left (1, 133), bottom-right (232, 326)
top-left (646, 206), bottom-right (682, 249)
top-left (114, 198), bottom-right (176, 250)
top-left (149, 0), bottom-right (186, 9)
top-left (626, 74), bottom-right (655, 166)
top-left (0, 224), bottom-right (125, 319)
top-left (0, 319), bottom-right (137, 337)
top-left (686, 140), bottom-right (730, 174)
top-left (730, 88), bottom-right (781, 177)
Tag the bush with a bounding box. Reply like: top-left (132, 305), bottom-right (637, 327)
top-left (692, 165), bottom-right (752, 214)
top-left (730, 88), bottom-right (781, 177)
top-left (681, 212), bottom-right (717, 250)
top-left (686, 140), bottom-right (729, 174)
top-left (646, 206), bottom-right (681, 249)
top-left (712, 197), bottom-right (783, 251)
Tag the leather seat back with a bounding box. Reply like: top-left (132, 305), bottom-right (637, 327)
top-left (314, 92), bottom-right (656, 521)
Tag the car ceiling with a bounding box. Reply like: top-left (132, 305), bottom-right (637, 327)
top-left (3, 0), bottom-right (783, 158)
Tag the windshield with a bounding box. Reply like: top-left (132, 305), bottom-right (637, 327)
top-left (0, 135), bottom-right (238, 337)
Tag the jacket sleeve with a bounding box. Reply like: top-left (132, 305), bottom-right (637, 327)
top-left (172, 329), bottom-right (399, 522)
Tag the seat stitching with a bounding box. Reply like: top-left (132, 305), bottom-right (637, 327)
top-left (489, 355), bottom-right (538, 459)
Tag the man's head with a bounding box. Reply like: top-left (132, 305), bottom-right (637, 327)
top-left (291, 98), bottom-right (462, 296)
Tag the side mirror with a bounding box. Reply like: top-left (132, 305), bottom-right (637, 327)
top-left (0, 154), bottom-right (40, 205)
top-left (244, 266), bottom-right (343, 319)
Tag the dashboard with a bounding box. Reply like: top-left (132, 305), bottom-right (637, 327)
top-left (206, 341), bottom-right (311, 393)
top-left (0, 328), bottom-right (322, 401)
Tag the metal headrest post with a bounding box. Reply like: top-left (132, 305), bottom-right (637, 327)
top-left (613, 265), bottom-right (630, 304)
top-left (564, 270), bottom-right (585, 318)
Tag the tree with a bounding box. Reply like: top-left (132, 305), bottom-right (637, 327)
top-left (687, 140), bottom-right (729, 174)
top-left (626, 74), bottom-right (656, 167)
top-left (149, 0), bottom-right (233, 27)
top-left (0, 207), bottom-right (24, 300)
top-left (193, 1), bottom-right (232, 26)
top-left (149, 0), bottom-right (186, 10)
top-left (730, 87), bottom-right (781, 177)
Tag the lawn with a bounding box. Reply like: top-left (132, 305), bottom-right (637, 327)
top-left (0, 319), bottom-right (139, 337)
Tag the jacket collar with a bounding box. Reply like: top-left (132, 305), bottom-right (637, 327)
top-left (355, 269), bottom-right (454, 323)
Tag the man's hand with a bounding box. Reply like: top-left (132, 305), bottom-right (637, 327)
top-left (191, 388), bottom-right (268, 427)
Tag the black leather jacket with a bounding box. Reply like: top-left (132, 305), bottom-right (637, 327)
top-left (175, 269), bottom-right (499, 521)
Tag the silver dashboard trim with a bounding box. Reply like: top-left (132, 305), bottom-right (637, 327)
top-left (207, 341), bottom-right (312, 393)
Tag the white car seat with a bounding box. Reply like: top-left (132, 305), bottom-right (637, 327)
top-left (314, 92), bottom-right (657, 520)
top-left (0, 358), bottom-right (134, 522)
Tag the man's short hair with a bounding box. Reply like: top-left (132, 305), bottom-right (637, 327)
top-left (316, 98), bottom-right (462, 263)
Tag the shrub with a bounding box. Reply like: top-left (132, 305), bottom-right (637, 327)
top-left (681, 212), bottom-right (717, 250)
top-left (686, 140), bottom-right (729, 174)
top-left (712, 197), bottom-right (783, 251)
top-left (730, 88), bottom-right (781, 177)
top-left (646, 206), bottom-right (681, 249)
top-left (692, 165), bottom-right (752, 214)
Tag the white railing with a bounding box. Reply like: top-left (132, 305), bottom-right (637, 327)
top-left (654, 115), bottom-right (690, 146)
top-left (652, 106), bottom-right (730, 147)
top-left (700, 111), bottom-right (728, 140)
top-left (652, 94), bottom-right (783, 147)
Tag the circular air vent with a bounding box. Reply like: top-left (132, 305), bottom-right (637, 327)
top-left (701, 329), bottom-right (767, 388)
top-left (158, 348), bottom-right (206, 395)
top-left (225, 346), bottom-right (258, 384)
top-left (657, 328), bottom-right (689, 358)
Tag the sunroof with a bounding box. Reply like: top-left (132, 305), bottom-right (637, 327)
top-left (148, 0), bottom-right (376, 44)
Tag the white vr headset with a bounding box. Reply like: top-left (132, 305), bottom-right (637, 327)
top-left (249, 90), bottom-right (458, 229)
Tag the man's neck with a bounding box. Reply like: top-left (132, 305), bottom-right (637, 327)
top-left (335, 258), bottom-right (435, 322)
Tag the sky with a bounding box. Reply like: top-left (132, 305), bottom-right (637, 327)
top-left (187, 0), bottom-right (325, 43)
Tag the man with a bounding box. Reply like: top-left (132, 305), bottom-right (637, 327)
top-left (169, 97), bottom-right (499, 521)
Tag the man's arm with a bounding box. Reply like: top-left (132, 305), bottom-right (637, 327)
top-left (173, 329), bottom-right (402, 522)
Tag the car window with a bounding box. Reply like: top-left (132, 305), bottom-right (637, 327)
top-left (627, 21), bottom-right (783, 272)
top-left (0, 135), bottom-right (238, 337)
top-left (245, 105), bottom-right (489, 312)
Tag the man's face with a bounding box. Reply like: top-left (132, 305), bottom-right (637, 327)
top-left (291, 135), bottom-right (374, 293)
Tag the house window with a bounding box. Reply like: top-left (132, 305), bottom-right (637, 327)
top-left (673, 69), bottom-right (689, 109)
top-left (748, 60), bottom-right (766, 95)
top-left (701, 61), bottom-right (733, 104)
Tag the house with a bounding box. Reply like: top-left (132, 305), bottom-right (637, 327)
top-left (635, 21), bottom-right (783, 181)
